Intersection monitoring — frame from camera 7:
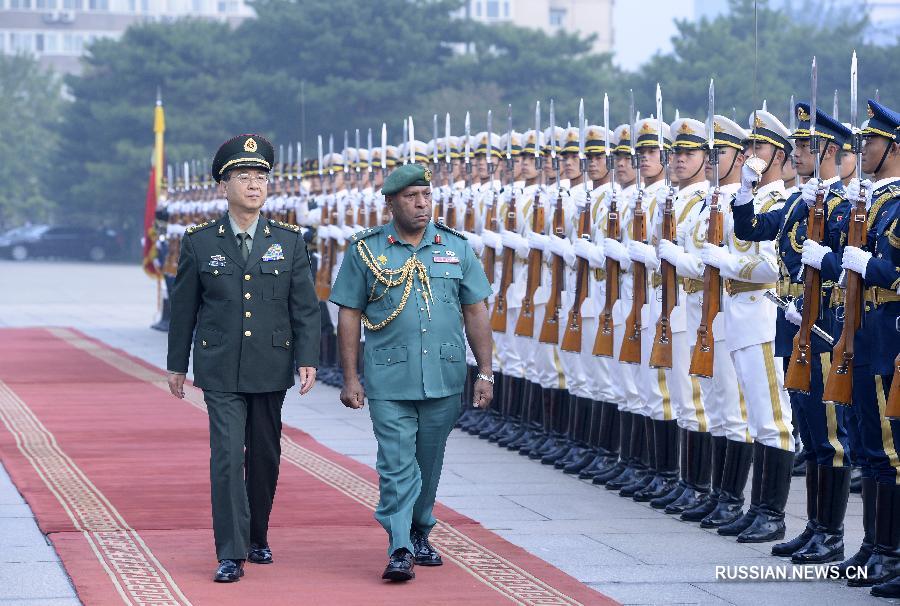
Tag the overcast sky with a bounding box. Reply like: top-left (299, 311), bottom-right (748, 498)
top-left (612, 1), bottom-right (690, 71)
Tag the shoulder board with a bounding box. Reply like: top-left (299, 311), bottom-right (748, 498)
top-left (269, 219), bottom-right (300, 233)
top-left (434, 221), bottom-right (467, 240)
top-left (350, 225), bottom-right (383, 242)
top-left (185, 219), bottom-right (216, 234)
top-left (826, 195), bottom-right (844, 217)
top-left (759, 191), bottom-right (784, 213)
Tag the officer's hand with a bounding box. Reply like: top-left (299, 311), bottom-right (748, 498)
top-left (298, 366), bottom-right (317, 395)
top-left (473, 377), bottom-right (493, 410)
top-left (167, 372), bottom-right (186, 399)
top-left (340, 378), bottom-right (366, 409)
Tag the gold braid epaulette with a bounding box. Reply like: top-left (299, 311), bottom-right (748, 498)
top-left (356, 240), bottom-right (434, 331)
top-left (186, 219), bottom-right (217, 234)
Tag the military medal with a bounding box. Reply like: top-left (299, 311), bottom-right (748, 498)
top-left (262, 243), bottom-right (284, 261)
top-left (434, 234), bottom-right (442, 245)
top-left (209, 254), bottom-right (227, 267)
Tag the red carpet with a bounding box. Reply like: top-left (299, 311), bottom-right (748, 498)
top-left (0, 328), bottom-right (615, 605)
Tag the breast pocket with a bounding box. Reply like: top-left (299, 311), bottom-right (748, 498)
top-left (261, 262), bottom-right (290, 300)
top-left (429, 263), bottom-right (463, 303)
top-left (200, 263), bottom-right (234, 300)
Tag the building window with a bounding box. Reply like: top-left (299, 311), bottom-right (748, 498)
top-left (63, 0), bottom-right (83, 8)
top-left (549, 7), bottom-right (566, 27)
top-left (503, 0), bottom-right (509, 18)
top-left (10, 32), bottom-right (35, 53)
top-left (43, 31), bottom-right (59, 52)
top-left (10, 0), bottom-right (33, 9)
top-left (88, 0), bottom-right (109, 9)
top-left (37, 0), bottom-right (58, 8)
top-left (486, 0), bottom-right (498, 18)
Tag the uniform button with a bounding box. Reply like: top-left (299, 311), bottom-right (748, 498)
top-left (245, 311), bottom-right (252, 318)
top-left (286, 340), bottom-right (291, 346)
top-left (244, 274), bottom-right (251, 281)
top-left (445, 271), bottom-right (449, 276)
top-left (420, 307), bottom-right (425, 311)
top-left (387, 357), bottom-right (391, 362)
top-left (274, 269), bottom-right (279, 275)
top-left (423, 349), bottom-right (428, 355)
top-left (244, 330), bottom-right (252, 337)
top-left (213, 269), bottom-right (219, 275)
top-left (245, 292), bottom-right (251, 299)
top-left (422, 328), bottom-right (427, 333)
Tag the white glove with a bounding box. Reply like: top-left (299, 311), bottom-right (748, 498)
top-left (844, 178), bottom-right (874, 209)
top-left (700, 243), bottom-right (728, 269)
top-left (653, 187), bottom-right (669, 222)
top-left (627, 240), bottom-right (660, 271)
top-left (604, 237), bottom-right (631, 269)
top-left (657, 239), bottom-right (685, 265)
top-left (548, 234), bottom-right (573, 258)
top-left (573, 238), bottom-right (605, 268)
top-left (501, 230), bottom-right (529, 258)
top-left (841, 245), bottom-right (872, 278)
top-left (527, 231), bottom-right (550, 251)
top-left (785, 300), bottom-right (802, 326)
top-left (801, 178), bottom-right (820, 209)
top-left (734, 162), bottom-right (758, 206)
top-left (340, 224), bottom-right (357, 239)
top-left (801, 239), bottom-right (830, 270)
top-left (464, 231), bottom-right (484, 254)
top-left (481, 229), bottom-right (502, 250)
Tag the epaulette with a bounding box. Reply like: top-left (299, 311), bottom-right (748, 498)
top-left (826, 194), bottom-right (844, 217)
top-left (186, 218), bottom-right (217, 234)
top-left (269, 218), bottom-right (300, 233)
top-left (434, 221), bottom-right (467, 240)
top-left (759, 190), bottom-right (783, 213)
top-left (350, 225), bottom-right (383, 242)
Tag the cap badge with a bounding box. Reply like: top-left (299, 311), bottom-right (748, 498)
top-left (244, 137), bottom-right (258, 153)
top-left (713, 121), bottom-right (724, 132)
top-left (754, 115), bottom-right (766, 129)
top-left (423, 167), bottom-right (432, 182)
top-left (678, 122), bottom-right (695, 135)
top-left (868, 103), bottom-right (875, 118)
top-left (639, 122), bottom-right (655, 134)
top-left (797, 107), bottom-right (811, 122)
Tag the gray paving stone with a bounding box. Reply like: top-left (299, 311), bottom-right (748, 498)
top-left (586, 582), bottom-right (732, 605)
top-left (695, 579), bottom-right (883, 606)
top-left (0, 562), bottom-right (76, 600)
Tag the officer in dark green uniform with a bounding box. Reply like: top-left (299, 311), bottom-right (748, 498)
top-left (166, 134), bottom-right (321, 583)
top-left (330, 163), bottom-right (494, 582)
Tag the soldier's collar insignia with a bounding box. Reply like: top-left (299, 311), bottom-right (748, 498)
top-left (244, 137), bottom-right (258, 152)
top-left (218, 224), bottom-right (225, 235)
top-left (387, 234), bottom-right (398, 245)
top-left (797, 107), bottom-right (810, 122)
top-left (377, 254), bottom-right (388, 265)
top-left (262, 243), bottom-right (284, 261)
top-left (434, 234), bottom-right (442, 245)
top-left (264, 224), bottom-right (271, 236)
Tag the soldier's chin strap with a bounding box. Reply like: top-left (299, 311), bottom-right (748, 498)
top-left (873, 137), bottom-right (895, 177)
top-left (719, 148), bottom-right (740, 182)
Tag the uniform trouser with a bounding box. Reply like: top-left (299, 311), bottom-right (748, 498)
top-left (498, 306), bottom-right (526, 378)
top-left (696, 339), bottom-right (744, 441)
top-left (369, 395), bottom-right (461, 555)
top-left (783, 353), bottom-right (849, 464)
top-left (727, 344), bottom-right (792, 451)
top-left (529, 303), bottom-right (567, 390)
top-left (581, 315), bottom-right (618, 403)
top-left (639, 325), bottom-right (680, 421)
top-left (610, 312), bottom-right (642, 412)
top-left (204, 389), bottom-right (286, 560)
top-left (844, 369), bottom-right (900, 484)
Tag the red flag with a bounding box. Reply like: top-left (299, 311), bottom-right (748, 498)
top-left (142, 94), bottom-right (165, 279)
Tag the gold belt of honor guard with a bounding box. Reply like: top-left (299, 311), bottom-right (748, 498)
top-left (830, 285), bottom-right (900, 308)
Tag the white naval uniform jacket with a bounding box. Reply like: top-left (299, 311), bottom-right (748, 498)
top-left (672, 180), bottom-right (719, 338)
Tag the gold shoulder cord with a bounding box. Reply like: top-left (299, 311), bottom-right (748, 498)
top-left (356, 240), bottom-right (434, 331)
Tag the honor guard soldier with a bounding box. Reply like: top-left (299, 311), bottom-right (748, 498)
top-left (166, 134), bottom-right (321, 583)
top-left (330, 163), bottom-right (494, 582)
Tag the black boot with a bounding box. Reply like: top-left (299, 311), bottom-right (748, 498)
top-left (838, 476), bottom-right (876, 577)
top-left (849, 482), bottom-right (900, 587)
top-left (574, 400), bottom-right (609, 477)
top-left (607, 413), bottom-right (647, 491)
top-left (490, 376), bottom-right (523, 442)
top-left (651, 427), bottom-right (689, 509)
top-left (772, 460), bottom-right (817, 556)
top-left (564, 399), bottom-right (598, 474)
top-left (540, 391), bottom-right (572, 463)
top-left (594, 410), bottom-right (632, 485)
top-left (665, 430), bottom-right (711, 514)
top-left (551, 395), bottom-right (585, 467)
top-left (634, 419), bottom-right (679, 502)
top-left (719, 440), bottom-right (765, 536)
top-left (506, 383), bottom-right (541, 449)
top-left (521, 388), bottom-right (554, 457)
top-left (702, 439), bottom-right (753, 528)
top-left (792, 465), bottom-right (850, 564)
top-left (682, 435), bottom-right (726, 521)
top-left (737, 444), bottom-right (794, 543)
top-left (619, 415), bottom-right (654, 497)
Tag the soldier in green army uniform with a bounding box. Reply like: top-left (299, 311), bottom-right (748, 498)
top-left (329, 163), bottom-right (495, 581)
top-left (166, 134), bottom-right (321, 583)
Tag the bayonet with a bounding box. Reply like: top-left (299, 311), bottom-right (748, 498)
top-left (487, 109), bottom-right (495, 191)
top-left (709, 78), bottom-right (719, 191)
top-left (658, 83), bottom-right (671, 190)
top-left (408, 115), bottom-right (415, 164)
top-left (506, 104), bottom-right (513, 188)
top-left (550, 98), bottom-right (559, 184)
top-left (445, 113), bottom-right (451, 168)
top-left (380, 123), bottom-right (387, 172)
top-left (343, 131), bottom-right (349, 174)
top-left (762, 99), bottom-right (767, 112)
top-left (432, 113), bottom-right (439, 170)
top-left (355, 129), bottom-right (361, 174)
top-left (328, 134), bottom-right (334, 176)
top-left (629, 89), bottom-right (640, 189)
top-left (604, 93), bottom-right (615, 194)
top-left (286, 143), bottom-right (292, 182)
top-left (402, 119), bottom-right (408, 164)
top-left (833, 90), bottom-right (839, 121)
top-left (811, 56), bottom-right (820, 181)
top-left (366, 128), bottom-right (373, 174)
top-left (578, 98), bottom-right (587, 192)
top-left (464, 111), bottom-right (472, 187)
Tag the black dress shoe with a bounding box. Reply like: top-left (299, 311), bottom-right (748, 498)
top-left (248, 544), bottom-right (273, 564)
top-left (412, 530), bottom-right (443, 566)
top-left (382, 548), bottom-right (415, 581)
top-left (213, 559), bottom-right (245, 583)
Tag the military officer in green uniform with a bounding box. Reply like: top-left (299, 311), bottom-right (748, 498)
top-left (166, 134), bottom-right (321, 583)
top-left (330, 163), bottom-right (494, 582)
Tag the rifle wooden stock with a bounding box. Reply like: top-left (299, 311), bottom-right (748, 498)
top-left (483, 191), bottom-right (498, 283)
top-left (314, 202), bottom-right (331, 300)
top-left (689, 190), bottom-right (723, 378)
top-left (886, 354), bottom-right (900, 419)
top-left (785, 191), bottom-right (826, 394)
top-left (561, 200), bottom-right (592, 352)
top-left (490, 190), bottom-right (518, 333)
top-left (620, 193), bottom-right (646, 365)
top-left (823, 195), bottom-right (867, 406)
top-left (593, 197), bottom-right (620, 357)
top-left (539, 190), bottom-right (566, 344)
top-left (463, 194), bottom-right (475, 233)
top-left (367, 200), bottom-right (377, 228)
top-left (515, 190), bottom-right (545, 338)
top-left (650, 189), bottom-right (676, 369)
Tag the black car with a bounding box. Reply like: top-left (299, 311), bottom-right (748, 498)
top-left (0, 225), bottom-right (124, 262)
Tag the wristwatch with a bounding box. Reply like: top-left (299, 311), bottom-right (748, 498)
top-left (476, 372), bottom-right (494, 384)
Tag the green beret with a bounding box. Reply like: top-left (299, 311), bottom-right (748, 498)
top-left (212, 134), bottom-right (274, 183)
top-left (381, 163), bottom-right (432, 196)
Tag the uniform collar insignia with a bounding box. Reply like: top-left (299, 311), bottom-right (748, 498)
top-left (434, 234), bottom-right (442, 244)
top-left (264, 224), bottom-right (271, 236)
top-left (218, 224), bottom-right (225, 236)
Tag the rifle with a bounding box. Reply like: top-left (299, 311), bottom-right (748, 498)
top-left (491, 105), bottom-right (516, 333)
top-left (650, 186), bottom-right (677, 368)
top-left (314, 135), bottom-right (332, 300)
top-left (619, 90), bottom-right (644, 365)
top-left (887, 354), bottom-right (900, 419)
top-left (594, 93), bottom-right (619, 357)
top-left (689, 78), bottom-right (722, 378)
top-left (463, 111), bottom-right (474, 232)
top-left (561, 200), bottom-right (592, 352)
top-left (539, 101), bottom-right (564, 345)
top-left (786, 57), bottom-right (824, 394)
top-left (823, 53), bottom-right (862, 406)
top-left (483, 110), bottom-right (498, 283)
